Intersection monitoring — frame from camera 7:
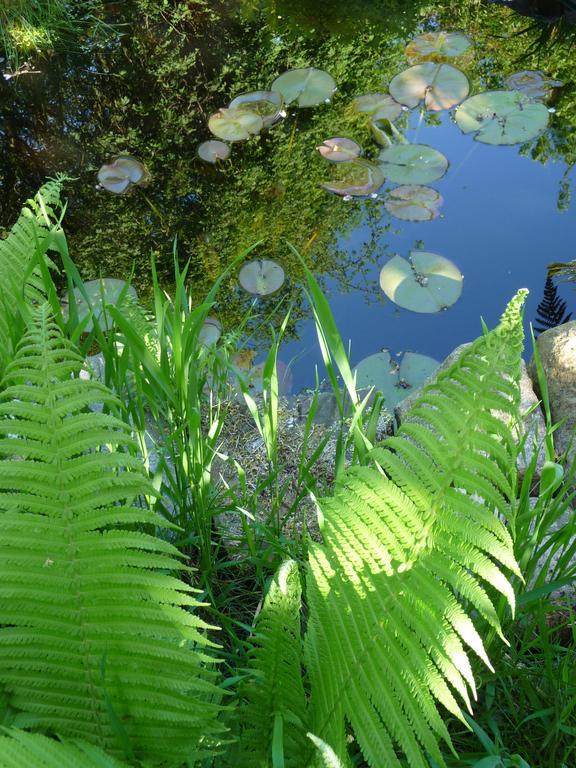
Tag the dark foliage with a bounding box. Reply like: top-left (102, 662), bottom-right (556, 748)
top-left (534, 275), bottom-right (572, 335)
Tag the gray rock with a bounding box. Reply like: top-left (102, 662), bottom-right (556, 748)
top-left (528, 321), bottom-right (576, 465)
top-left (395, 342), bottom-right (546, 490)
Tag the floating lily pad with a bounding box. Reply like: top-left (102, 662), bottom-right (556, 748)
top-left (197, 140), bottom-right (231, 163)
top-left (351, 92), bottom-right (403, 121)
top-left (321, 159), bottom-right (385, 197)
top-left (455, 90), bottom-right (550, 145)
top-left (199, 316), bottom-right (222, 346)
top-left (239, 259), bottom-right (285, 296)
top-left (504, 71), bottom-right (563, 101)
top-left (271, 67), bottom-right (336, 107)
top-left (63, 278), bottom-right (138, 332)
top-left (354, 350), bottom-right (439, 409)
top-left (229, 90), bottom-right (284, 126)
top-left (208, 107), bottom-right (263, 141)
top-left (97, 156), bottom-right (148, 194)
top-left (384, 185), bottom-right (443, 221)
top-left (389, 62), bottom-right (469, 111)
top-left (378, 144), bottom-right (448, 184)
top-left (247, 359), bottom-right (294, 395)
top-left (317, 137), bottom-right (362, 162)
top-left (379, 251), bottom-right (463, 313)
top-left (405, 31), bottom-right (472, 63)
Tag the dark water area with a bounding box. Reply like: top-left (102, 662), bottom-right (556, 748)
top-left (1, 0), bottom-right (575, 392)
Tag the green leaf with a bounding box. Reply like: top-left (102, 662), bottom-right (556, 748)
top-left (378, 144), bottom-right (448, 184)
top-left (238, 259), bottom-right (285, 295)
top-left (317, 137), bottom-right (362, 162)
top-left (405, 31), bottom-right (472, 63)
top-left (455, 91), bottom-right (550, 145)
top-left (379, 251), bottom-right (463, 313)
top-left (351, 92), bottom-right (403, 121)
top-left (389, 62), bottom-right (470, 111)
top-left (384, 185), bottom-right (444, 221)
top-left (321, 159), bottom-right (385, 197)
top-left (271, 67), bottom-right (336, 107)
top-left (197, 140), bottom-right (230, 163)
top-left (229, 90), bottom-right (284, 127)
top-left (505, 71), bottom-right (563, 101)
top-left (208, 107), bottom-right (263, 141)
top-left (354, 350), bottom-right (439, 409)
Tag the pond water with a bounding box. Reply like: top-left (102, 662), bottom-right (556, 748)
top-left (1, 0), bottom-right (575, 396)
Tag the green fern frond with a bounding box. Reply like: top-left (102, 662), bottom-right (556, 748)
top-left (305, 292), bottom-right (527, 768)
top-left (0, 728), bottom-right (130, 768)
top-left (0, 305), bottom-right (223, 764)
top-left (0, 180), bottom-right (64, 377)
top-left (235, 559), bottom-right (308, 767)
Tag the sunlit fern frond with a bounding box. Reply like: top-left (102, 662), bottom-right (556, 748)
top-left (0, 728), bottom-right (130, 768)
top-left (0, 178), bottom-right (64, 377)
top-left (0, 305), bottom-right (224, 764)
top-left (304, 291), bottom-right (528, 768)
top-left (234, 560), bottom-right (308, 767)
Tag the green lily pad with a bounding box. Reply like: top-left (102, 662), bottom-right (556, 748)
top-left (389, 62), bottom-right (470, 111)
top-left (321, 159), bottom-right (385, 197)
top-left (317, 137), bottom-right (362, 162)
top-left (208, 107), bottom-right (263, 141)
top-left (504, 71), bottom-right (563, 101)
top-left (271, 67), bottom-right (336, 107)
top-left (199, 316), bottom-right (222, 346)
top-left (455, 90), bottom-right (550, 145)
top-left (197, 140), bottom-right (230, 163)
top-left (405, 31), bottom-right (472, 63)
top-left (379, 251), bottom-right (463, 313)
top-left (384, 185), bottom-right (443, 221)
top-left (351, 92), bottom-right (403, 121)
top-left (378, 144), bottom-right (448, 184)
top-left (97, 156), bottom-right (148, 194)
top-left (354, 350), bottom-right (439, 409)
top-left (63, 278), bottom-right (138, 332)
top-left (229, 90), bottom-right (284, 127)
top-left (239, 259), bottom-right (285, 296)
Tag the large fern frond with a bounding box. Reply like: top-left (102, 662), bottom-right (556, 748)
top-left (0, 179), bottom-right (64, 377)
top-left (304, 291), bottom-right (528, 768)
top-left (234, 560), bottom-right (308, 767)
top-left (0, 728), bottom-right (130, 768)
top-left (0, 305), bottom-right (223, 764)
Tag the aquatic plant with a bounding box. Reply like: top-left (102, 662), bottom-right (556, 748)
top-left (389, 61), bottom-right (470, 111)
top-left (208, 107), bottom-right (263, 141)
top-left (97, 156), bottom-right (149, 195)
top-left (229, 90), bottom-right (284, 126)
top-left (321, 158), bottom-right (385, 197)
top-left (238, 258), bottom-right (286, 295)
top-left (271, 66), bottom-right (336, 106)
top-left (405, 30), bottom-right (472, 63)
top-left (455, 91), bottom-right (550, 145)
top-left (351, 92), bottom-right (403, 121)
top-left (384, 184), bottom-right (444, 221)
top-left (198, 140), bottom-right (231, 163)
top-left (505, 70), bottom-right (563, 101)
top-left (379, 251), bottom-right (463, 312)
top-left (354, 349), bottom-right (439, 410)
top-left (63, 277), bottom-right (137, 332)
top-left (378, 143), bottom-right (449, 184)
top-left (316, 137), bottom-right (362, 162)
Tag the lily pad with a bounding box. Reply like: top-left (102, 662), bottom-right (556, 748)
top-left (351, 92), bottom-right (403, 121)
top-left (271, 67), bottom-right (336, 107)
top-left (354, 350), bottom-right (439, 409)
top-left (405, 31), bottom-right (472, 63)
top-left (389, 62), bottom-right (470, 111)
top-left (208, 107), bottom-right (263, 141)
top-left (229, 90), bottom-right (284, 127)
top-left (504, 71), bottom-right (563, 101)
top-left (63, 278), bottom-right (138, 332)
top-left (321, 159), bottom-right (385, 197)
top-left (197, 140), bottom-right (230, 163)
top-left (384, 185), bottom-right (443, 221)
top-left (239, 259), bottom-right (285, 296)
top-left (317, 137), bottom-right (362, 162)
top-left (379, 251), bottom-right (463, 313)
top-left (378, 144), bottom-right (448, 184)
top-left (455, 90), bottom-right (550, 145)
top-left (199, 316), bottom-right (222, 346)
top-left (97, 156), bottom-right (148, 194)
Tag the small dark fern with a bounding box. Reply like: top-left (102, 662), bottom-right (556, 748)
top-left (0, 305), bottom-right (224, 765)
top-left (533, 275), bottom-right (572, 336)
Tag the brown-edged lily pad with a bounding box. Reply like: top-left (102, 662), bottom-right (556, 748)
top-left (389, 62), bottom-right (469, 111)
top-left (384, 185), bottom-right (443, 221)
top-left (378, 144), bottom-right (448, 184)
top-left (455, 90), bottom-right (550, 145)
top-left (208, 107), bottom-right (263, 141)
top-left (271, 67), bottom-right (336, 107)
top-left (197, 140), bottom-right (231, 163)
top-left (317, 137), bottom-right (362, 162)
top-left (97, 156), bottom-right (148, 194)
top-left (321, 159), bottom-right (385, 197)
top-left (405, 31), bottom-right (472, 63)
top-left (239, 259), bottom-right (285, 296)
top-left (351, 92), bottom-right (403, 121)
top-left (379, 251), bottom-right (463, 313)
top-left (229, 90), bottom-right (284, 127)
